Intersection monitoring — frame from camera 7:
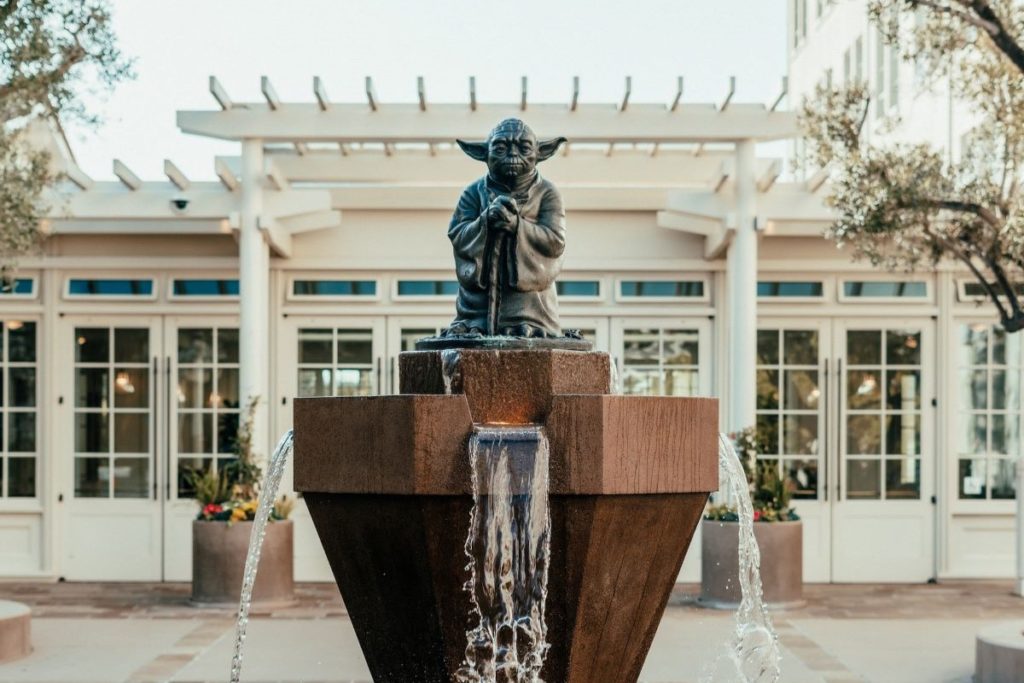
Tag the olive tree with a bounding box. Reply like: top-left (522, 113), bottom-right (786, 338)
top-left (0, 0), bottom-right (132, 272)
top-left (801, 0), bottom-right (1024, 331)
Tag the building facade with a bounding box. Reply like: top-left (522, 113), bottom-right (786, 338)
top-left (0, 68), bottom-right (1012, 585)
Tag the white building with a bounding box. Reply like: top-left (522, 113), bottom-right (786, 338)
top-left (0, 65), bottom-right (1011, 585)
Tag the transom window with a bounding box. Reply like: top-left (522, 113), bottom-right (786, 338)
top-left (67, 279), bottom-right (154, 298)
top-left (0, 279), bottom-right (34, 297)
top-left (556, 280), bottom-right (601, 298)
top-left (841, 281), bottom-right (927, 299)
top-left (756, 329), bottom-right (821, 499)
top-left (73, 327), bottom-right (151, 498)
top-left (395, 280), bottom-right (458, 297)
top-left (621, 328), bottom-right (699, 396)
top-left (175, 328), bottom-right (240, 497)
top-left (291, 280), bottom-right (377, 298)
top-left (171, 279), bottom-right (239, 298)
top-left (619, 280), bottom-right (705, 299)
top-left (297, 328), bottom-right (374, 397)
top-left (0, 321), bottom-right (37, 498)
top-left (957, 323), bottom-right (1019, 500)
top-left (757, 281), bottom-right (824, 298)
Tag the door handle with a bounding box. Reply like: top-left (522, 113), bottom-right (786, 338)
top-left (836, 357), bottom-right (843, 500)
top-left (152, 356), bottom-right (159, 501)
top-left (390, 356), bottom-right (396, 395)
top-left (165, 354), bottom-right (172, 501)
top-left (822, 358), bottom-right (829, 502)
top-left (375, 357), bottom-right (382, 394)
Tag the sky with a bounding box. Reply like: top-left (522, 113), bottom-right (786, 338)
top-left (65, 0), bottom-right (788, 181)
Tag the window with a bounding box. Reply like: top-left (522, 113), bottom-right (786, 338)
top-left (67, 279), bottom-right (154, 298)
top-left (618, 280), bottom-right (705, 300)
top-left (0, 321), bottom-right (37, 498)
top-left (175, 327), bottom-right (240, 497)
top-left (959, 280), bottom-right (1024, 302)
top-left (621, 328), bottom-right (700, 396)
top-left (171, 279), bottom-right (239, 298)
top-left (0, 279), bottom-right (34, 298)
top-left (556, 280), bottom-right (601, 298)
top-left (291, 279), bottom-right (377, 299)
top-left (297, 328), bottom-right (375, 397)
top-left (395, 280), bottom-right (458, 298)
top-left (842, 281), bottom-right (927, 299)
top-left (758, 281), bottom-right (824, 298)
top-left (757, 329), bottom-right (821, 499)
top-left (957, 324), bottom-right (1020, 500)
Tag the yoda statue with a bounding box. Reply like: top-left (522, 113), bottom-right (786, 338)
top-left (443, 118), bottom-right (569, 339)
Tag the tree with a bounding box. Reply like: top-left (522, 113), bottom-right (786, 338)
top-left (800, 0), bottom-right (1024, 331)
top-left (0, 0), bottom-right (132, 272)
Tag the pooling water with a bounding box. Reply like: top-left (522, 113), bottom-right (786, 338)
top-left (229, 429), bottom-right (295, 683)
top-left (700, 434), bottom-right (781, 683)
top-left (457, 425), bottom-right (552, 683)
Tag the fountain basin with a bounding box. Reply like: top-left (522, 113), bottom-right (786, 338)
top-left (294, 349), bottom-right (718, 683)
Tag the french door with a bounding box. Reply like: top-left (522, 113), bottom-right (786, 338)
top-left (757, 317), bottom-right (936, 582)
top-left (60, 316), bottom-right (239, 581)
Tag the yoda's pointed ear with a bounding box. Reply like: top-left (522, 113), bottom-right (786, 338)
top-left (537, 136), bottom-right (568, 162)
top-left (456, 139), bottom-right (489, 162)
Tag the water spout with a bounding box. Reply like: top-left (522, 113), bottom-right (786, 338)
top-left (229, 430), bottom-right (295, 683)
top-left (441, 348), bottom-right (461, 395)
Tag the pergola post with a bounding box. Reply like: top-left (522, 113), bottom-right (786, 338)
top-left (727, 139), bottom-right (758, 433)
top-left (239, 138), bottom-right (270, 460)
top-left (1017, 464), bottom-right (1024, 595)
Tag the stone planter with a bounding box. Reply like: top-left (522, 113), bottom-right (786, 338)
top-left (190, 519), bottom-right (295, 607)
top-left (699, 519), bottom-right (804, 609)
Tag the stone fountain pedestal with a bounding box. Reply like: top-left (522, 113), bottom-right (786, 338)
top-left (294, 349), bottom-right (718, 683)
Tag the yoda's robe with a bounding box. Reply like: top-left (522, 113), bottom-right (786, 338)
top-left (447, 172), bottom-right (565, 337)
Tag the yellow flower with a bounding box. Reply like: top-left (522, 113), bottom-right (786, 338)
top-left (231, 507), bottom-right (247, 522)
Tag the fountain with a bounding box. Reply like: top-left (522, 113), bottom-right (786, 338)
top-left (292, 118), bottom-right (719, 682)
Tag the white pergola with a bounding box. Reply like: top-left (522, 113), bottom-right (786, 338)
top-left (43, 75), bottom-right (834, 461)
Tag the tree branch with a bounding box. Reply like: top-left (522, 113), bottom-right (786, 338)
top-left (964, 0), bottom-right (1024, 76)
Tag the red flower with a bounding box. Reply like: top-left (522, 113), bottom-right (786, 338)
top-left (753, 510), bottom-right (762, 521)
top-left (202, 503), bottom-right (223, 517)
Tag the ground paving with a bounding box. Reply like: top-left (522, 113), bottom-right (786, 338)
top-left (0, 581), bottom-right (1017, 682)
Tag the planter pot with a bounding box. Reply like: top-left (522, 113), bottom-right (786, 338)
top-left (190, 519), bottom-right (295, 607)
top-left (699, 518), bottom-right (804, 609)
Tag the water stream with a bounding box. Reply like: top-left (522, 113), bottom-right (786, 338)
top-left (457, 425), bottom-right (552, 683)
top-left (441, 348), bottom-right (461, 394)
top-left (701, 434), bottom-right (781, 683)
top-left (228, 429), bottom-right (295, 683)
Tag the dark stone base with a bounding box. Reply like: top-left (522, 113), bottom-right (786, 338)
top-left (414, 334), bottom-right (592, 351)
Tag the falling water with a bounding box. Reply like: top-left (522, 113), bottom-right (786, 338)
top-left (441, 348), bottom-right (461, 395)
top-left (457, 425), bottom-right (552, 683)
top-left (608, 358), bottom-right (621, 394)
top-left (701, 434), bottom-right (781, 683)
top-left (228, 430), bottom-right (295, 683)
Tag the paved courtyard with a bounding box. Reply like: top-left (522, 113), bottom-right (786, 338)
top-left (0, 581), bottom-right (1019, 682)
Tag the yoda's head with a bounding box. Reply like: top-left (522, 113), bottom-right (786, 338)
top-left (457, 118), bottom-right (566, 185)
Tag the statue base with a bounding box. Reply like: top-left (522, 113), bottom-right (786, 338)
top-left (414, 334), bottom-right (592, 351)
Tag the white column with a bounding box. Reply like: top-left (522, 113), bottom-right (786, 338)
top-left (1017, 462), bottom-right (1024, 595)
top-left (726, 139), bottom-right (758, 433)
top-left (239, 138), bottom-right (270, 459)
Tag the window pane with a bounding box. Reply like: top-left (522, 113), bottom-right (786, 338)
top-left (178, 328), bottom-right (213, 364)
top-left (9, 412), bottom-right (34, 452)
top-left (992, 369), bottom-right (1020, 410)
top-left (172, 279), bottom-right (239, 296)
top-left (757, 330), bottom-right (779, 365)
top-left (663, 331), bottom-right (699, 365)
top-left (115, 329), bottom-right (149, 363)
top-left (887, 370), bottom-right (921, 410)
top-left (757, 413), bottom-right (780, 455)
top-left (76, 368), bottom-right (108, 408)
top-left (992, 459), bottom-right (1017, 499)
top-left (216, 368), bottom-right (240, 409)
top-left (556, 280), bottom-right (600, 297)
top-left (846, 459), bottom-right (881, 499)
top-left (177, 457), bottom-right (213, 498)
top-left (76, 328), bottom-right (109, 363)
top-left (885, 414), bottom-right (920, 456)
top-left (8, 457), bottom-right (35, 497)
top-left (784, 414), bottom-right (818, 455)
top-left (113, 368), bottom-right (148, 408)
top-left (397, 280), bottom-right (459, 296)
top-left (75, 413), bottom-right (108, 453)
top-left (621, 368), bottom-right (660, 396)
top-left (885, 459), bottom-right (921, 499)
top-left (218, 329), bottom-right (239, 363)
top-left (991, 414), bottom-right (1019, 455)
top-left (75, 458), bottom-right (108, 497)
top-left (298, 329), bottom-right (332, 363)
top-left (178, 413), bottom-right (212, 454)
top-left (297, 368), bottom-right (332, 397)
top-left (958, 324), bottom-right (988, 366)
top-left (847, 370), bottom-right (882, 409)
top-left (7, 322), bottom-right (35, 362)
top-left (178, 368), bottom-right (212, 409)
top-left (334, 368), bottom-right (372, 396)
top-left (401, 329), bottom-right (437, 352)
top-left (8, 367), bottom-right (34, 407)
top-left (886, 330), bottom-right (921, 365)
top-left (758, 281), bottom-right (823, 297)
top-left (114, 413), bottom-right (148, 453)
top-left (113, 458), bottom-right (149, 498)
top-left (847, 415), bottom-right (882, 454)
top-left (785, 370), bottom-right (819, 409)
top-left (664, 369), bottom-right (699, 396)
top-left (993, 327), bottom-right (1007, 365)
top-left (847, 330), bottom-right (882, 365)
top-left (217, 413), bottom-right (240, 454)
top-left (68, 279), bottom-right (153, 297)
top-left (843, 281), bottom-right (926, 298)
top-left (959, 458), bottom-right (987, 498)
top-left (786, 459), bottom-right (818, 499)
top-left (337, 331), bottom-right (373, 364)
top-left (756, 369), bottom-right (779, 409)
top-left (292, 280), bottom-right (376, 296)
top-left (958, 369), bottom-right (988, 410)
top-left (783, 330), bottom-right (818, 365)
top-left (623, 330), bottom-right (659, 366)
top-left (958, 414), bottom-right (987, 455)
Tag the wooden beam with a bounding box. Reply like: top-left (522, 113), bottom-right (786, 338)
top-left (163, 159), bottom-right (190, 191)
top-left (756, 158), bottom-right (782, 193)
top-left (257, 215), bottom-right (292, 257)
top-left (209, 76), bottom-right (232, 110)
top-left (720, 76), bottom-right (736, 112)
top-left (670, 76), bottom-right (684, 112)
top-left (713, 159), bottom-right (732, 192)
top-left (770, 76), bottom-right (788, 112)
top-left (469, 76), bottom-right (477, 111)
top-left (280, 209), bottom-right (342, 234)
top-left (261, 76), bottom-right (281, 110)
top-left (570, 76), bottom-right (579, 112)
top-left (215, 157), bottom-right (239, 191)
top-left (294, 142), bottom-right (309, 156)
top-left (365, 76), bottom-right (378, 112)
top-left (619, 76), bottom-right (632, 112)
top-left (705, 225), bottom-right (734, 259)
top-left (417, 76), bottom-right (427, 112)
top-left (265, 159), bottom-right (290, 191)
top-left (64, 164), bottom-right (93, 190)
top-left (314, 76), bottom-right (330, 111)
top-left (113, 159), bottom-right (142, 191)
top-left (807, 165), bottom-right (830, 192)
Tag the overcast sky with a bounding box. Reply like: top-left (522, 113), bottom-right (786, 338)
top-left (65, 0), bottom-right (787, 181)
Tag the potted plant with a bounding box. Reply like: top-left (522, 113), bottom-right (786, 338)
top-left (188, 398), bottom-right (296, 606)
top-left (699, 426), bottom-right (804, 609)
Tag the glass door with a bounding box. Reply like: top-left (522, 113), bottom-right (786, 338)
top-left (62, 317), bottom-right (164, 580)
top-left (611, 318), bottom-right (712, 397)
top-left (831, 321), bottom-right (935, 582)
top-left (385, 316), bottom-right (449, 394)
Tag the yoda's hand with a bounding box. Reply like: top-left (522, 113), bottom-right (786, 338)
top-left (486, 196), bottom-right (519, 234)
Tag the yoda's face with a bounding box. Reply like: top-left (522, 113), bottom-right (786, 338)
top-left (486, 122), bottom-right (539, 183)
